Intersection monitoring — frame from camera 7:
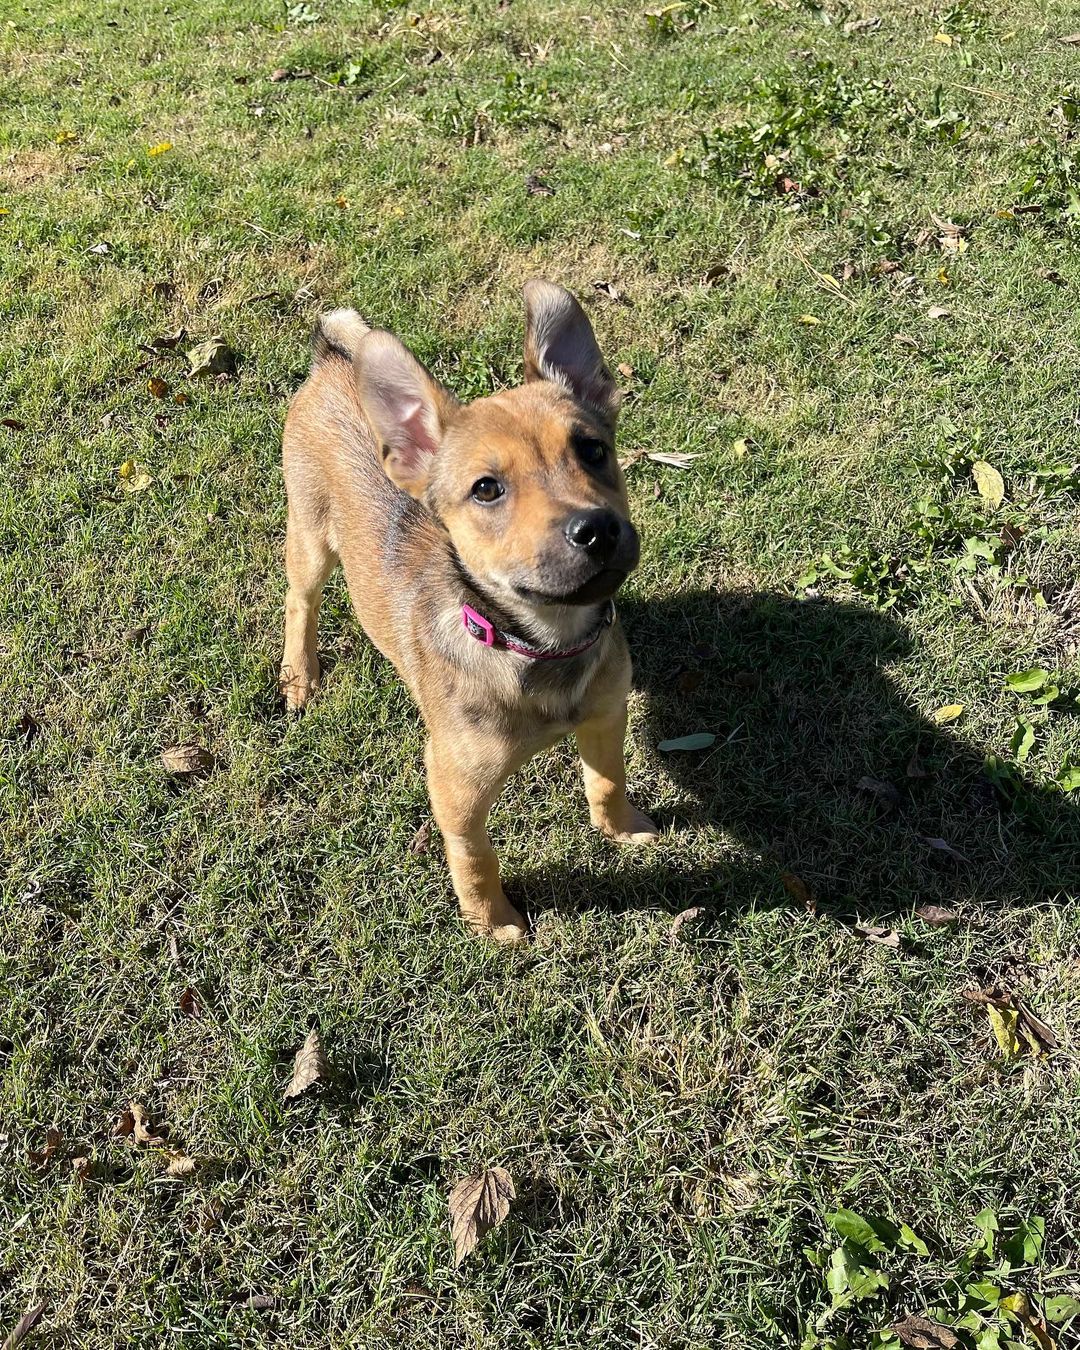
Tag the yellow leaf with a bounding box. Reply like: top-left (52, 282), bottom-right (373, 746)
top-left (988, 1004), bottom-right (1022, 1058)
top-left (798, 314), bottom-right (821, 325)
top-left (125, 158), bottom-right (137, 169)
top-left (147, 377), bottom-right (169, 399)
top-left (933, 30), bottom-right (954, 44)
top-left (335, 195), bottom-right (348, 209)
top-left (148, 141), bottom-right (173, 156)
top-left (55, 129), bottom-right (78, 145)
top-left (663, 148), bottom-right (685, 167)
top-left (117, 460), bottom-right (153, 493)
top-left (972, 459), bottom-right (1005, 509)
top-left (932, 703), bottom-right (964, 725)
top-left (938, 268), bottom-right (950, 285)
top-left (940, 234), bottom-right (967, 254)
top-left (996, 208), bottom-right (1015, 219)
top-left (731, 438), bottom-right (749, 458)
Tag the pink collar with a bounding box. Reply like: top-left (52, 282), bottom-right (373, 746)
top-left (461, 600), bottom-right (615, 661)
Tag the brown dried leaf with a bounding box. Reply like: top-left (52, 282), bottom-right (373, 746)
top-left (448, 1167), bottom-right (515, 1265)
top-left (891, 1313), bottom-right (960, 1349)
top-left (178, 987), bottom-right (201, 1018)
top-left (592, 279), bottom-right (627, 304)
top-left (71, 1155), bottom-right (92, 1185)
top-left (283, 1028), bottom-right (329, 1099)
top-left (112, 1109), bottom-right (135, 1138)
top-left (1059, 32), bottom-right (1080, 43)
top-left (915, 904), bottom-right (958, 926)
top-left (616, 361), bottom-right (635, 379)
top-left (670, 906), bottom-right (704, 942)
top-left (906, 748), bottom-right (932, 780)
top-left (2, 1303), bottom-right (46, 1350)
top-left (844, 15), bottom-right (881, 33)
top-left (702, 262), bottom-right (732, 285)
top-left (524, 172), bottom-right (554, 196)
top-left (147, 376), bottom-right (169, 399)
top-left (165, 1149), bottom-right (196, 1178)
top-left (236, 1294), bottom-right (277, 1311)
top-left (926, 305), bottom-right (953, 320)
top-left (160, 744), bottom-right (215, 776)
top-left (28, 1127), bottom-right (62, 1170)
top-left (1016, 1001), bottom-right (1058, 1053)
top-left (780, 871), bottom-right (815, 911)
top-left (857, 775), bottom-right (902, 810)
top-left (269, 66), bottom-right (291, 81)
top-left (130, 1101), bottom-right (169, 1146)
top-left (150, 328), bottom-right (187, 350)
top-left (16, 713), bottom-right (40, 748)
top-left (197, 1197), bottom-right (224, 1231)
top-left (853, 924), bottom-right (902, 948)
top-left (1, 417), bottom-right (27, 431)
top-left (187, 335), bottom-right (236, 378)
top-left (409, 820), bottom-right (433, 854)
top-left (919, 834), bottom-right (969, 863)
top-left (1038, 268), bottom-right (1065, 285)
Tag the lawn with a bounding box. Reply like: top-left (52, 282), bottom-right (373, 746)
top-left (2, 0), bottom-right (1080, 1345)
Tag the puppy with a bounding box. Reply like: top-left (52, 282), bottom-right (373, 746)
top-left (280, 280), bottom-right (658, 942)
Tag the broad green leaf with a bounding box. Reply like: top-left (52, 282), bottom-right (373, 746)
top-left (898, 1222), bottom-right (931, 1257)
top-left (1010, 716), bottom-right (1035, 763)
top-left (1006, 668), bottom-right (1049, 693)
top-left (972, 460), bottom-right (1005, 509)
top-left (827, 1243), bottom-right (889, 1306)
top-left (1045, 1295), bottom-right (1080, 1323)
top-left (1057, 764), bottom-right (1080, 792)
top-left (657, 733), bottom-right (716, 752)
top-left (975, 1330), bottom-right (1004, 1350)
top-left (1001, 1215), bottom-right (1045, 1267)
top-left (974, 1209), bottom-right (1000, 1259)
top-left (965, 1281), bottom-right (1003, 1309)
top-left (826, 1209), bottom-right (887, 1252)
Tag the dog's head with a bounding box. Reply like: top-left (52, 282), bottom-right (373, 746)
top-left (353, 281), bottom-right (638, 608)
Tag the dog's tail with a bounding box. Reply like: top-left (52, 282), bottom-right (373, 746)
top-left (311, 308), bottom-right (371, 365)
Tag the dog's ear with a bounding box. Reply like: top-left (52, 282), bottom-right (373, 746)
top-left (522, 279), bottom-right (620, 421)
top-left (354, 330), bottom-right (459, 498)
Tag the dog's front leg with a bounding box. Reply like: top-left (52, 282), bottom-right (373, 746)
top-left (424, 734), bottom-right (528, 944)
top-left (576, 703), bottom-right (660, 845)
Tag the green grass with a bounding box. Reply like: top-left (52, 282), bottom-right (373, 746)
top-left (3, 0), bottom-right (1080, 1346)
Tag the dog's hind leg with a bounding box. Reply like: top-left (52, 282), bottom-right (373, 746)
top-left (280, 512), bottom-right (337, 712)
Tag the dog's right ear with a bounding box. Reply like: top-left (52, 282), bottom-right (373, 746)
top-left (354, 330), bottom-right (458, 498)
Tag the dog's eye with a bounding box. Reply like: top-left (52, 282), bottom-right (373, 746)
top-left (471, 476), bottom-right (505, 504)
top-left (577, 438), bottom-right (608, 467)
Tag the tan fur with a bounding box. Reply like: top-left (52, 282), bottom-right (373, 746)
top-left (280, 282), bottom-right (658, 942)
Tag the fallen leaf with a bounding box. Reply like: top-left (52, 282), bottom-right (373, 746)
top-left (1059, 33), bottom-right (1080, 43)
top-left (117, 459), bottom-right (153, 493)
top-left (1001, 1293), bottom-right (1055, 1350)
top-left (130, 1102), bottom-right (169, 1146)
top-left (988, 1003), bottom-right (1023, 1058)
top-left (165, 1150), bottom-right (196, 1178)
top-left (592, 279), bottom-right (626, 304)
top-left (147, 376), bottom-right (169, 399)
top-left (112, 1109), bottom-right (135, 1138)
top-left (1000, 521), bottom-right (1024, 550)
top-left (616, 362), bottom-right (634, 379)
top-left (71, 1155), bottom-right (92, 1185)
top-left (1038, 268), bottom-right (1065, 285)
top-left (160, 744), bottom-right (215, 776)
top-left (876, 259), bottom-right (903, 275)
top-left (409, 820), bottom-right (433, 853)
top-left (920, 834), bottom-right (969, 863)
top-left (926, 305), bottom-right (952, 319)
top-left (731, 437), bottom-right (750, 457)
top-left (1016, 1001), bottom-right (1058, 1053)
top-left (197, 1197), bottom-right (224, 1231)
top-left (972, 460), bottom-right (1005, 509)
top-left (857, 775), bottom-right (902, 810)
top-left (657, 733), bottom-right (716, 752)
top-left (646, 452), bottom-right (705, 468)
top-left (86, 240), bottom-right (111, 256)
top-left (147, 142), bottom-right (173, 156)
top-left (933, 30), bottom-right (954, 44)
top-left (16, 713), bottom-right (39, 748)
top-left (283, 1027), bottom-right (329, 1100)
top-left (28, 1127), bottom-right (62, 1170)
top-left (843, 15), bottom-right (881, 33)
top-left (891, 1313), bottom-right (960, 1349)
top-left (448, 1167), bottom-right (515, 1265)
top-left (703, 262), bottom-right (732, 285)
top-left (174, 391), bottom-right (189, 405)
top-left (235, 1294), bottom-right (276, 1311)
top-left (178, 987), bottom-right (201, 1018)
top-left (2, 1303), bottom-right (46, 1350)
top-left (915, 904), bottom-right (958, 926)
top-left (932, 703), bottom-right (964, 725)
top-left (269, 66), bottom-right (291, 80)
top-left (670, 907), bottom-right (704, 942)
top-left (150, 328), bottom-right (187, 350)
top-left (524, 172), bottom-right (554, 196)
top-left (676, 668), bottom-right (702, 694)
top-left (187, 336), bottom-right (236, 378)
top-left (853, 924), bottom-right (902, 948)
top-left (906, 748), bottom-right (931, 780)
top-left (939, 235), bottom-right (968, 255)
top-left (780, 871), bottom-right (816, 912)
top-left (1, 417), bottom-right (26, 431)
top-left (798, 313), bottom-right (821, 325)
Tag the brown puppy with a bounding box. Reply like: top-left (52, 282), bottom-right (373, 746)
top-left (280, 280), bottom-right (658, 942)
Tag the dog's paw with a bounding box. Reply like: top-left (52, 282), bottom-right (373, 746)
top-left (463, 900), bottom-right (529, 945)
top-left (598, 805), bottom-right (661, 846)
top-left (280, 666), bottom-right (318, 714)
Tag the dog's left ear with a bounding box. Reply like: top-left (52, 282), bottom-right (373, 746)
top-left (522, 279), bottom-right (620, 422)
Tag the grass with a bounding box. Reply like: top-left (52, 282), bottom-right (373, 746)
top-left (2, 0), bottom-right (1080, 1345)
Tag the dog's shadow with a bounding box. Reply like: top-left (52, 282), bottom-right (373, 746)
top-left (512, 590), bottom-right (1079, 924)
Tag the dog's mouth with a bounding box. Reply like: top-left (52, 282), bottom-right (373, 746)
top-left (514, 567), bottom-right (630, 607)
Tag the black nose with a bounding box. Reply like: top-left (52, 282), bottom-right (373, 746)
top-left (564, 508), bottom-right (623, 563)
